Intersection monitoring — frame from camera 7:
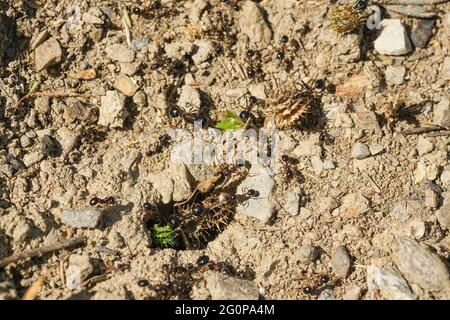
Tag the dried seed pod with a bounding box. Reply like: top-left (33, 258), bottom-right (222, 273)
top-left (330, 1), bottom-right (369, 34)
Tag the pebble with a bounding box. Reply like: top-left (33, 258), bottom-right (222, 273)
top-left (369, 143), bottom-right (384, 156)
top-left (237, 162), bottom-right (276, 223)
top-left (105, 44), bottom-right (135, 63)
top-left (177, 85), bottom-right (202, 110)
top-left (293, 139), bottom-right (321, 157)
top-left (68, 254), bottom-right (94, 282)
top-left (171, 163), bottom-right (195, 202)
top-left (323, 160), bottom-right (335, 170)
top-left (351, 142), bottom-right (370, 160)
top-left (433, 97), bottom-right (450, 127)
top-left (114, 74), bottom-right (139, 97)
top-left (12, 220), bottom-right (32, 243)
top-left (192, 40), bottom-right (213, 65)
top-left (282, 191), bottom-right (301, 216)
top-left (239, 1), bottom-right (272, 50)
top-left (35, 38), bottom-right (63, 72)
top-left (57, 127), bottom-right (78, 156)
top-left (385, 65), bottom-right (406, 85)
top-left (436, 193), bottom-right (450, 229)
top-left (424, 189), bottom-right (438, 209)
top-left (367, 266), bottom-right (415, 300)
top-left (342, 286), bottom-right (362, 300)
top-left (23, 150), bottom-right (44, 167)
top-left (30, 29), bottom-right (50, 51)
top-left (98, 90), bottom-right (128, 129)
top-left (390, 200), bottom-right (418, 221)
top-left (416, 136), bottom-right (433, 156)
top-left (61, 207), bottom-right (103, 229)
top-left (120, 62), bottom-right (141, 76)
top-left (205, 273), bottom-right (259, 300)
top-left (442, 57), bottom-right (450, 81)
top-left (296, 244), bottom-right (319, 264)
top-left (317, 289), bottom-right (336, 300)
top-left (411, 19), bottom-right (435, 49)
top-left (392, 236), bottom-right (450, 292)
top-left (331, 245), bottom-right (351, 278)
top-left (374, 19), bottom-right (412, 56)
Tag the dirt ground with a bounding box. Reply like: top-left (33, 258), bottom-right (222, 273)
top-left (0, 0), bottom-right (449, 300)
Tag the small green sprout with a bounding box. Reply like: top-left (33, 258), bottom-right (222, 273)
top-left (29, 81), bottom-right (41, 93)
top-left (215, 110), bottom-right (245, 130)
top-left (151, 224), bottom-right (178, 248)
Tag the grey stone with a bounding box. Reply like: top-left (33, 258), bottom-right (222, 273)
top-left (35, 38), bottom-right (63, 72)
top-left (436, 195), bottom-right (450, 229)
top-left (367, 266), bottom-right (415, 300)
top-left (411, 19), bottom-right (435, 49)
top-left (120, 62), bottom-right (141, 76)
top-left (331, 245), bottom-right (351, 278)
top-left (239, 1), bottom-right (272, 50)
top-left (392, 236), bottom-right (450, 292)
top-left (205, 273), bottom-right (259, 300)
top-left (61, 207), bottom-right (103, 229)
top-left (30, 29), bottom-right (50, 51)
top-left (105, 44), bottom-right (135, 63)
top-left (237, 162), bottom-right (276, 223)
top-left (296, 244), bottom-right (319, 264)
top-left (374, 19), bottom-right (412, 56)
top-left (98, 90), bottom-right (128, 128)
top-left (385, 65), bottom-right (406, 85)
top-left (433, 97), bottom-right (450, 127)
top-left (351, 142), bottom-right (370, 160)
top-left (57, 127), bottom-right (78, 156)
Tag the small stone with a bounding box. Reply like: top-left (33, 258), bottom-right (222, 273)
top-left (120, 62), bottom-right (141, 76)
top-left (171, 163), bottom-right (195, 202)
top-left (57, 127), bottom-right (78, 156)
top-left (30, 29), bottom-right (50, 51)
top-left (433, 97), bottom-right (450, 127)
top-left (82, 8), bottom-right (104, 25)
top-left (20, 135), bottom-right (32, 148)
top-left (61, 207), bottom-right (103, 229)
top-left (390, 200), bottom-right (420, 221)
top-left (367, 266), bottom-right (415, 300)
top-left (67, 254), bottom-right (94, 284)
top-left (392, 236), bottom-right (450, 292)
top-left (239, 1), bottom-right (272, 50)
top-left (114, 74), bottom-right (139, 97)
top-left (342, 224), bottom-right (363, 238)
top-left (369, 143), bottom-right (384, 156)
top-left (442, 57), bottom-right (450, 81)
top-left (417, 136), bottom-right (433, 156)
top-left (237, 162), bottom-right (276, 223)
top-left (331, 245), bottom-right (351, 278)
top-left (205, 273), bottom-right (259, 300)
top-left (283, 191), bottom-right (301, 216)
top-left (424, 189), bottom-right (438, 209)
top-left (351, 142), bottom-right (370, 160)
top-left (340, 193), bottom-right (370, 218)
top-left (105, 44), bottom-right (135, 63)
top-left (385, 65), bottom-right (406, 86)
top-left (343, 286), bottom-right (362, 300)
top-left (317, 289), bottom-right (336, 300)
top-left (192, 40), bottom-right (213, 65)
top-left (411, 19), bottom-right (435, 49)
top-left (98, 90), bottom-right (128, 129)
top-left (296, 244), bottom-right (319, 264)
top-left (177, 85), bottom-right (201, 110)
top-left (323, 160), bottom-right (335, 170)
top-left (23, 150), bottom-right (44, 167)
top-left (374, 19), bottom-right (412, 56)
top-left (12, 220), bottom-right (32, 243)
top-left (35, 38), bottom-right (63, 72)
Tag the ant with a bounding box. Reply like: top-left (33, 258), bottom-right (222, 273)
top-left (229, 188), bottom-right (260, 207)
top-left (244, 49), bottom-right (265, 80)
top-left (132, 1), bottom-right (179, 20)
top-left (90, 196), bottom-right (115, 207)
top-left (297, 273), bottom-right (335, 296)
top-left (280, 155), bottom-right (304, 181)
top-left (166, 102), bottom-right (209, 128)
top-left (239, 95), bottom-right (259, 123)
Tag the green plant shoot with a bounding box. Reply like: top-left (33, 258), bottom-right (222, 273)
top-left (151, 224), bottom-right (178, 248)
top-left (215, 110), bottom-right (245, 130)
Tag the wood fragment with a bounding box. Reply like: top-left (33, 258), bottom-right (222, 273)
top-left (400, 126), bottom-right (445, 135)
top-left (380, 0), bottom-right (448, 5)
top-left (0, 237), bottom-right (85, 268)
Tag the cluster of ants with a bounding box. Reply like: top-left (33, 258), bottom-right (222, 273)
top-left (136, 254), bottom-right (254, 300)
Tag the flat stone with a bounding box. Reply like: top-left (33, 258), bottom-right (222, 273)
top-left (385, 65), bottom-right (406, 85)
top-left (23, 150), bottom-right (44, 167)
top-left (331, 245), bottom-right (351, 278)
top-left (205, 273), bottom-right (259, 300)
top-left (105, 44), bottom-right (135, 63)
top-left (82, 8), bottom-right (104, 25)
top-left (114, 74), bottom-right (139, 97)
top-left (351, 142), bottom-right (370, 160)
top-left (417, 136), bottom-right (433, 156)
top-left (30, 29), bottom-right (50, 50)
top-left (411, 18), bottom-right (435, 49)
top-left (35, 38), bottom-right (63, 72)
top-left (433, 97), bottom-right (450, 127)
top-left (367, 266), bottom-right (416, 300)
top-left (61, 207), bottom-right (103, 229)
top-left (98, 90), bottom-right (128, 129)
top-left (237, 162), bottom-right (276, 224)
top-left (239, 1), bottom-right (272, 50)
top-left (192, 40), bottom-right (213, 65)
top-left (374, 19), bottom-right (412, 56)
top-left (12, 220), bottom-right (32, 243)
top-left (392, 236), bottom-right (450, 292)
top-left (120, 62), bottom-right (141, 76)
top-left (369, 143), bottom-right (384, 155)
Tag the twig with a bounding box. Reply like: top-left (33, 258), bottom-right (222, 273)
top-left (379, 0), bottom-right (449, 5)
top-left (0, 237), bottom-right (86, 268)
top-left (22, 268), bottom-right (53, 300)
top-left (426, 130), bottom-right (450, 137)
top-left (16, 91), bottom-right (88, 108)
top-left (400, 126), bottom-right (445, 135)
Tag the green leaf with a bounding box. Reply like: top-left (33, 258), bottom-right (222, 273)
top-left (29, 81), bottom-right (41, 93)
top-left (215, 110), bottom-right (245, 130)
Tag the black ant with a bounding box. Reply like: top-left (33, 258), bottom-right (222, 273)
top-left (244, 49), bottom-right (265, 80)
top-left (229, 188), bottom-right (260, 207)
top-left (239, 95), bottom-right (260, 123)
top-left (300, 273), bottom-right (334, 296)
top-left (133, 1), bottom-right (179, 20)
top-left (280, 155), bottom-right (303, 181)
top-left (166, 102), bottom-right (209, 128)
top-left (319, 130), bottom-right (335, 146)
top-left (90, 196), bottom-right (115, 207)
